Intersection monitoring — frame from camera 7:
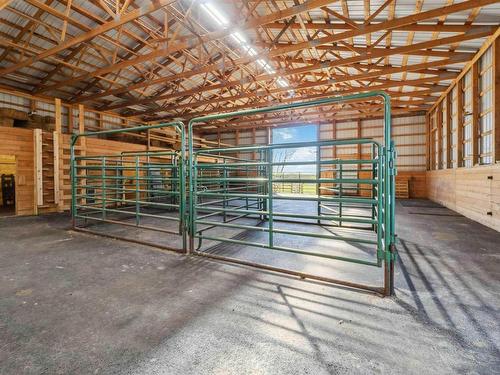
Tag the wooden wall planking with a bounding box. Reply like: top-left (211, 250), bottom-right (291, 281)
top-left (0, 126), bottom-right (157, 215)
top-left (0, 127), bottom-right (35, 216)
top-left (59, 135), bottom-right (149, 210)
top-left (427, 165), bottom-right (500, 231)
top-left (397, 171), bottom-right (427, 199)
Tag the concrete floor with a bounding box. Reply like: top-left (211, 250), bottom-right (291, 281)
top-left (0, 199), bottom-right (499, 374)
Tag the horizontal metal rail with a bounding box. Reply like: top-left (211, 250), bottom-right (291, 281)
top-left (188, 91), bottom-right (395, 296)
top-left (71, 121), bottom-right (187, 252)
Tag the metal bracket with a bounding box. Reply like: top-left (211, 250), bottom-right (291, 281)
top-left (388, 148), bottom-right (397, 176)
top-left (390, 243), bottom-right (398, 261)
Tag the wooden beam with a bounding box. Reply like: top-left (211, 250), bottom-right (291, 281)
top-left (133, 73), bottom-right (452, 119)
top-left (437, 102), bottom-right (443, 169)
top-left (494, 36), bottom-right (500, 162)
top-left (120, 56), bottom-right (465, 115)
top-left (426, 113), bottom-right (431, 170)
top-left (264, 22), bottom-right (487, 33)
top-left (53, 131), bottom-right (60, 208)
top-left (472, 62), bottom-right (479, 165)
top-left (445, 92), bottom-right (452, 168)
top-left (33, 129), bottom-right (43, 208)
top-left (78, 104), bottom-right (85, 133)
top-left (35, 0), bottom-right (340, 93)
top-left (39, 0), bottom-right (498, 95)
top-left (364, 0), bottom-right (394, 24)
top-left (430, 26), bottom-right (500, 112)
top-left (54, 98), bottom-right (63, 209)
top-left (0, 0), bottom-right (13, 11)
top-left (77, 104), bottom-right (86, 205)
top-left (192, 106), bottom-right (427, 131)
top-left (0, 0), bottom-right (177, 76)
top-left (457, 77), bottom-right (464, 167)
top-left (54, 98), bottom-right (62, 133)
top-left (78, 28), bottom-right (489, 106)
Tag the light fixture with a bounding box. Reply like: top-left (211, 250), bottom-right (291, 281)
top-left (200, 2), bottom-right (228, 26)
top-left (200, 1), bottom-right (292, 93)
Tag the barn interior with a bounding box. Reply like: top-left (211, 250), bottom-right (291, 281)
top-left (0, 1), bottom-right (499, 374)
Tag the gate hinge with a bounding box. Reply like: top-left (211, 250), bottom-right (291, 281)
top-left (390, 243), bottom-right (398, 261)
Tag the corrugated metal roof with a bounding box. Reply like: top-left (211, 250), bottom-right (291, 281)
top-left (0, 0), bottom-right (497, 119)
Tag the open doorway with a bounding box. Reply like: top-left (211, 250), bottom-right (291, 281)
top-left (0, 155), bottom-right (16, 217)
top-left (272, 125), bottom-right (318, 195)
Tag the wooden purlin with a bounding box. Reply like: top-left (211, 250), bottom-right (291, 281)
top-left (0, 0), bottom-right (497, 123)
top-left (0, 0), bottom-right (178, 76)
top-left (117, 52), bottom-right (472, 110)
top-left (33, 0), bottom-right (341, 94)
top-left (82, 29), bottom-right (492, 109)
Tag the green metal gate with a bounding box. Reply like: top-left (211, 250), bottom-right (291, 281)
top-left (188, 92), bottom-right (396, 296)
top-left (70, 122), bottom-right (187, 252)
top-left (69, 92), bottom-right (396, 296)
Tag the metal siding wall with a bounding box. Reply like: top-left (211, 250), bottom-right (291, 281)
top-left (202, 115), bottom-right (425, 171)
top-left (335, 121), bottom-right (358, 159)
top-left (0, 92), bottom-right (30, 111)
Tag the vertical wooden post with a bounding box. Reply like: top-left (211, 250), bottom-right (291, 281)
top-left (252, 127), bottom-right (256, 160)
top-left (68, 105), bottom-right (73, 133)
top-left (52, 98), bottom-right (62, 209)
top-left (494, 37), bottom-right (500, 163)
top-left (34, 129), bottom-right (43, 209)
top-left (78, 104), bottom-right (86, 205)
top-left (457, 79), bottom-right (464, 167)
top-left (356, 119), bottom-right (362, 160)
top-left (437, 102), bottom-right (443, 169)
top-left (472, 62), bottom-right (479, 165)
top-left (55, 98), bottom-right (62, 134)
top-left (429, 113), bottom-right (436, 170)
top-left (53, 131), bottom-right (60, 207)
top-left (356, 119), bottom-right (361, 192)
top-left (30, 99), bottom-right (36, 114)
top-left (425, 113), bottom-right (430, 170)
top-left (445, 93), bottom-right (452, 169)
top-left (332, 120), bottom-right (337, 158)
top-left (78, 104), bottom-right (85, 134)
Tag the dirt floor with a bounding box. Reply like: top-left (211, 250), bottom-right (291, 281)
top-left (0, 199), bottom-right (499, 374)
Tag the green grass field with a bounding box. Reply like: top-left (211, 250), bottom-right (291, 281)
top-left (272, 173), bottom-right (317, 195)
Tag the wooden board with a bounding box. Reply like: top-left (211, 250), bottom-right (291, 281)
top-left (427, 164), bottom-right (500, 231)
top-left (0, 127), bottom-right (35, 216)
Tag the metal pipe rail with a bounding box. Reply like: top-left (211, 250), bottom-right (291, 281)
top-left (188, 91), bottom-right (396, 296)
top-left (70, 122), bottom-right (187, 252)
top-left (192, 138), bottom-right (382, 249)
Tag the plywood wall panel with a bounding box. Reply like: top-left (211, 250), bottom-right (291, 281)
top-left (427, 165), bottom-right (500, 231)
top-left (0, 127), bottom-right (35, 216)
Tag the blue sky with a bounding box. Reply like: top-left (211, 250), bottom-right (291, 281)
top-left (272, 125), bottom-right (317, 173)
top-left (272, 125), bottom-right (317, 144)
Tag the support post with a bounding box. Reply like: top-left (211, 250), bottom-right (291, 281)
top-left (493, 37), bottom-right (500, 162)
top-left (445, 93), bottom-right (452, 168)
top-left (52, 98), bottom-right (63, 211)
top-left (457, 78), bottom-right (464, 167)
top-left (472, 62), bottom-right (480, 166)
top-left (34, 129), bottom-right (43, 210)
top-left (437, 102), bottom-right (443, 169)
